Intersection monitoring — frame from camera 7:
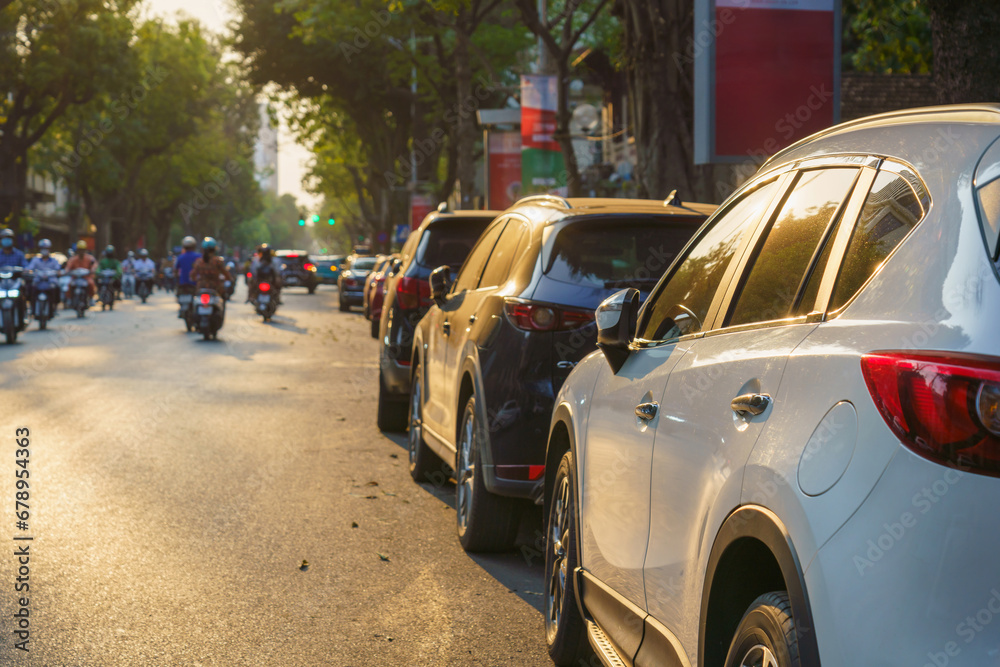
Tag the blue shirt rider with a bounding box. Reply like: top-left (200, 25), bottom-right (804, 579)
top-left (174, 236), bottom-right (200, 294)
top-left (0, 229), bottom-right (27, 268)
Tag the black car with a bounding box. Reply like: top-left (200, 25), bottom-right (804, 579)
top-left (407, 196), bottom-right (716, 552)
top-left (376, 208), bottom-right (500, 430)
top-left (337, 254), bottom-right (378, 311)
top-left (275, 250), bottom-right (319, 293)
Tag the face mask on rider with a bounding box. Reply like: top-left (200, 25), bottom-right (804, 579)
top-left (41, 249), bottom-right (49, 257)
top-left (1, 238), bottom-right (12, 249)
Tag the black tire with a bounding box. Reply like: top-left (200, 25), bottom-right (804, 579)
top-left (723, 592), bottom-right (802, 667)
top-left (141, 294), bottom-right (148, 304)
top-left (308, 286), bottom-right (316, 294)
top-left (407, 364), bottom-right (437, 482)
top-left (545, 450), bottom-right (590, 665)
top-left (370, 315), bottom-right (379, 339)
top-left (203, 330), bottom-right (211, 341)
top-left (455, 395), bottom-right (520, 552)
top-left (377, 370), bottom-right (408, 432)
top-left (38, 317), bottom-right (46, 331)
top-left (339, 296), bottom-right (349, 312)
top-left (4, 314), bottom-right (15, 344)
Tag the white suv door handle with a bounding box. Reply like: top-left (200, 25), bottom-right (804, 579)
top-left (635, 402), bottom-right (658, 422)
top-left (731, 393), bottom-right (772, 416)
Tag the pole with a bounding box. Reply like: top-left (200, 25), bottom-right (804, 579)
top-left (537, 0), bottom-right (547, 73)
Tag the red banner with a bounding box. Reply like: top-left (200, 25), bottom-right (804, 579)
top-left (488, 132), bottom-right (522, 210)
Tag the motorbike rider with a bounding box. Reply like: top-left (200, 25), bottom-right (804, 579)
top-left (1, 230), bottom-right (28, 328)
top-left (65, 240), bottom-right (97, 304)
top-left (121, 250), bottom-right (136, 297)
top-left (174, 236), bottom-right (200, 305)
top-left (190, 237), bottom-right (232, 292)
top-left (248, 243), bottom-right (281, 303)
top-left (0, 229), bottom-right (26, 268)
top-left (97, 245), bottom-right (122, 298)
top-left (25, 239), bottom-right (61, 307)
top-left (133, 249), bottom-right (156, 293)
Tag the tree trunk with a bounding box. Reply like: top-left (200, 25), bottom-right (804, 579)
top-left (554, 59), bottom-right (583, 197)
top-left (454, 24), bottom-right (477, 208)
top-left (620, 0), bottom-right (724, 203)
top-left (0, 142), bottom-right (28, 228)
top-left (928, 0), bottom-right (1000, 103)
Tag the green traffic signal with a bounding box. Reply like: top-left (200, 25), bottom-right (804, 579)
top-left (298, 218), bottom-right (305, 226)
top-left (311, 214), bottom-right (320, 223)
top-left (328, 218), bottom-right (335, 225)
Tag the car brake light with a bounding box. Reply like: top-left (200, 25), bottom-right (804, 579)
top-left (861, 351), bottom-right (1000, 477)
top-left (259, 282), bottom-right (271, 292)
top-left (397, 277), bottom-right (430, 309)
top-left (503, 299), bottom-right (596, 332)
top-left (304, 262), bottom-right (316, 272)
top-left (200, 293), bottom-right (211, 305)
top-left (246, 272), bottom-right (252, 280)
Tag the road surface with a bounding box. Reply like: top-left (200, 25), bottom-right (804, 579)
top-left (0, 284), bottom-right (554, 666)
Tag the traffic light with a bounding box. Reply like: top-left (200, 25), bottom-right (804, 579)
top-left (297, 218), bottom-right (305, 226)
top-left (328, 217), bottom-right (335, 225)
top-left (311, 214), bottom-right (320, 224)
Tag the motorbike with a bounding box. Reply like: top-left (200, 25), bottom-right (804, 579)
top-left (136, 270), bottom-right (155, 303)
top-left (176, 290), bottom-right (195, 332)
top-left (0, 265), bottom-right (25, 344)
top-left (122, 272), bottom-right (135, 299)
top-left (194, 288), bottom-right (224, 340)
top-left (58, 272), bottom-right (71, 310)
top-left (255, 280), bottom-right (278, 322)
top-left (97, 269), bottom-right (117, 311)
top-left (162, 266), bottom-right (175, 293)
top-left (223, 279), bottom-right (235, 301)
top-left (30, 268), bottom-right (60, 330)
top-left (67, 268), bottom-right (91, 318)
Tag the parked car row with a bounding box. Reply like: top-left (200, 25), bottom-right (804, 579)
top-left (370, 106), bottom-right (1000, 667)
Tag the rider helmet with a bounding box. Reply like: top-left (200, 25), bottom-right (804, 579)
top-left (139, 249), bottom-right (149, 258)
top-left (182, 236), bottom-right (197, 250)
top-left (38, 239), bottom-right (52, 254)
top-left (104, 245), bottom-right (115, 258)
top-left (75, 240), bottom-right (88, 252)
top-left (258, 243), bottom-right (272, 260)
top-left (127, 250), bottom-right (135, 258)
top-left (202, 237), bottom-right (217, 251)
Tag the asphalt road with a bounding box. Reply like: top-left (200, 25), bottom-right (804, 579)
top-left (0, 284), bottom-right (554, 666)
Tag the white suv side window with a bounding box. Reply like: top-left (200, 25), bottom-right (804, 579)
top-left (638, 180), bottom-right (779, 341)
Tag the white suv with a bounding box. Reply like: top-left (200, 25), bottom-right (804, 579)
top-left (542, 105), bottom-right (1000, 667)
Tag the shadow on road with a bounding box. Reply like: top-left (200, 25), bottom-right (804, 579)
top-left (381, 431), bottom-right (547, 613)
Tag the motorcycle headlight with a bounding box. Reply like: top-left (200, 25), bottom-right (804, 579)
top-left (6, 289), bottom-right (17, 298)
top-left (0, 290), bottom-right (7, 298)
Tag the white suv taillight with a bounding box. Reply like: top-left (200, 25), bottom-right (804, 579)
top-left (861, 351), bottom-right (1000, 477)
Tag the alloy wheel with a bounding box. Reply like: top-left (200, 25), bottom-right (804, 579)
top-left (456, 407), bottom-right (475, 532)
top-left (546, 471), bottom-right (571, 639)
top-left (738, 645), bottom-right (779, 667)
top-left (408, 377), bottom-right (422, 468)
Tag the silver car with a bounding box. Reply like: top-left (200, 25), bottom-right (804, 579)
top-left (542, 105), bottom-right (1000, 667)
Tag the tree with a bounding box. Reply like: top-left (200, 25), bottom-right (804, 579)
top-left (513, 0), bottom-right (611, 197)
top-left (616, 0), bottom-right (723, 202)
top-left (34, 18), bottom-right (262, 251)
top-left (927, 0), bottom-right (1000, 103)
top-left (842, 0), bottom-right (931, 74)
top-left (0, 0), bottom-right (136, 226)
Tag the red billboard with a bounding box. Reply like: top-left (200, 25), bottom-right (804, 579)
top-left (488, 132), bottom-right (522, 210)
top-left (695, 0), bottom-right (839, 163)
top-left (411, 194), bottom-right (434, 230)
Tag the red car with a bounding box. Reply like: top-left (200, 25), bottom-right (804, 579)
top-left (364, 254), bottom-right (398, 337)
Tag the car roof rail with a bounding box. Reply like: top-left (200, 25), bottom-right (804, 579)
top-left (663, 190), bottom-right (683, 207)
top-left (516, 194), bottom-right (572, 209)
